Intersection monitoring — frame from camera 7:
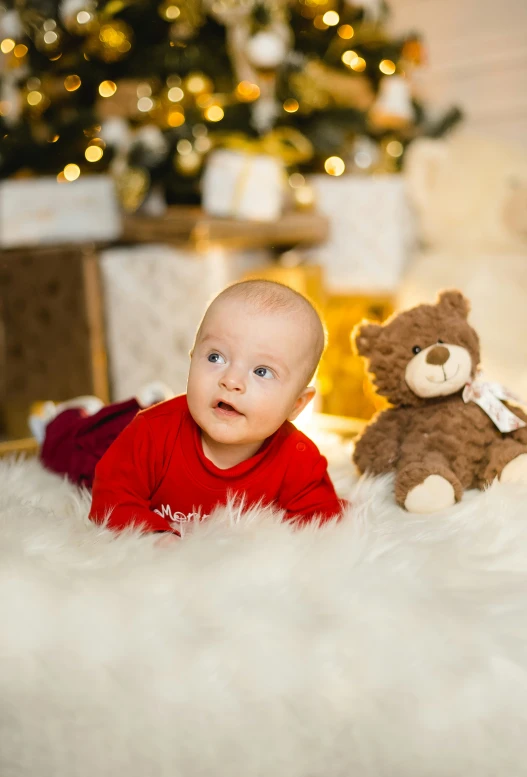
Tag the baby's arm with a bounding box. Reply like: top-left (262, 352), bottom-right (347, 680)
top-left (89, 415), bottom-right (174, 534)
top-left (281, 444), bottom-right (345, 525)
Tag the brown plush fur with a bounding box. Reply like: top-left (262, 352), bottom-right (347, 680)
top-left (352, 291), bottom-right (527, 508)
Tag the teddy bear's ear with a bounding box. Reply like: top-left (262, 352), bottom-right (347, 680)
top-left (437, 290), bottom-right (470, 320)
top-left (352, 321), bottom-right (382, 358)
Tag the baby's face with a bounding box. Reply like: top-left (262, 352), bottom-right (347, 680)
top-left (187, 298), bottom-right (314, 450)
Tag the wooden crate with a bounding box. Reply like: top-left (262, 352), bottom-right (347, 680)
top-left (0, 245), bottom-right (109, 440)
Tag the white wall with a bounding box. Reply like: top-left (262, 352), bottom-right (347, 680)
top-left (389, 0), bottom-right (527, 148)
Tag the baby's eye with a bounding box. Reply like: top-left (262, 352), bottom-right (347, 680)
top-left (254, 367), bottom-right (274, 379)
top-left (208, 352), bottom-right (225, 364)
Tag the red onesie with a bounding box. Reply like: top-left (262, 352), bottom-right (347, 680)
top-left (89, 395), bottom-right (343, 534)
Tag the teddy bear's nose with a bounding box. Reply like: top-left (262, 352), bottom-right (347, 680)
top-left (426, 345), bottom-right (450, 366)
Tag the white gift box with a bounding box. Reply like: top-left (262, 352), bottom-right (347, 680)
top-left (308, 174), bottom-right (416, 293)
top-left (0, 175), bottom-right (122, 248)
top-left (201, 149), bottom-right (284, 222)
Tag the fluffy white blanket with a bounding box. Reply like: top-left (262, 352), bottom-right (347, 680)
top-left (1, 455), bottom-right (527, 777)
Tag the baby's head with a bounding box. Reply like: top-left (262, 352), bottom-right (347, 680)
top-left (187, 280), bottom-right (325, 455)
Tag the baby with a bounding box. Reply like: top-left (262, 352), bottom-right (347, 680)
top-left (88, 279), bottom-right (344, 534)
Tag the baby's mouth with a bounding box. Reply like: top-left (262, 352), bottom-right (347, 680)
top-left (214, 400), bottom-right (242, 416)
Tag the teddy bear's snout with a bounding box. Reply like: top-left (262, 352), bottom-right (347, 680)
top-left (426, 345), bottom-right (450, 366)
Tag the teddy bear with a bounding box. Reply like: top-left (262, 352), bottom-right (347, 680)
top-left (398, 132), bottom-right (527, 396)
top-left (352, 290), bottom-right (527, 514)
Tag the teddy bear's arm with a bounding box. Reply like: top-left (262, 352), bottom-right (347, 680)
top-left (353, 408), bottom-right (402, 476)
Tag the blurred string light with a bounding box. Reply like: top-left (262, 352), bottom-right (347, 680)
top-left (341, 50), bottom-right (357, 66)
top-left (63, 163), bottom-right (80, 181)
top-left (379, 59), bottom-right (396, 75)
top-left (236, 81), bottom-right (260, 102)
top-left (85, 145), bottom-right (103, 161)
top-left (168, 108), bottom-right (185, 126)
top-left (137, 96), bottom-right (154, 111)
top-left (27, 91), bottom-right (43, 106)
top-left (1, 38), bottom-right (15, 53)
top-left (322, 11), bottom-right (339, 26)
top-left (168, 86), bottom-right (183, 102)
top-left (283, 98), bottom-right (299, 113)
top-left (99, 80), bottom-right (117, 97)
top-left (177, 139), bottom-right (192, 155)
top-left (204, 105), bottom-right (223, 122)
top-left (337, 24), bottom-right (354, 39)
top-left (350, 56), bottom-right (366, 72)
top-left (64, 75), bottom-right (81, 91)
top-left (324, 156), bottom-right (345, 176)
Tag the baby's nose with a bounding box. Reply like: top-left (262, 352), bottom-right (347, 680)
top-left (220, 371), bottom-right (245, 392)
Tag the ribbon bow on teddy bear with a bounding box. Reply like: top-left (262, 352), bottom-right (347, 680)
top-left (352, 290), bottom-right (527, 514)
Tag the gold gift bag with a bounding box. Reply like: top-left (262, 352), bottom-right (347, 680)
top-left (317, 293), bottom-right (394, 420)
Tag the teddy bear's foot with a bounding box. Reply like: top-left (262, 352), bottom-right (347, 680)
top-left (500, 453), bottom-right (527, 484)
top-left (404, 475), bottom-right (457, 514)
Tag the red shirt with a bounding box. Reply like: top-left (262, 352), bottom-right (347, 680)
top-left (89, 395), bottom-right (343, 533)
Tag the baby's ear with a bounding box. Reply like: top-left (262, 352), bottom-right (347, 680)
top-left (437, 289), bottom-right (470, 320)
top-left (352, 321), bottom-right (382, 358)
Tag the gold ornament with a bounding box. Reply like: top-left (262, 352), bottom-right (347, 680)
top-left (85, 19), bottom-right (133, 62)
top-left (402, 38), bottom-right (425, 66)
top-left (115, 166), bottom-right (150, 212)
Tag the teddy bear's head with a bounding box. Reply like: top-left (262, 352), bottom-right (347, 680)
top-left (353, 291), bottom-right (481, 407)
top-left (404, 133), bottom-right (527, 251)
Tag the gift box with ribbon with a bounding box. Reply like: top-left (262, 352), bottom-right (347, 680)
top-left (201, 129), bottom-right (313, 222)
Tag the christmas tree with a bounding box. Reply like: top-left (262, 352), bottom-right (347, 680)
top-left (0, 0), bottom-right (461, 209)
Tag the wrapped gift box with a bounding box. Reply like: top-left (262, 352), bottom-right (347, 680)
top-left (308, 174), bottom-right (416, 293)
top-left (201, 149), bottom-right (284, 222)
top-left (0, 175), bottom-right (121, 248)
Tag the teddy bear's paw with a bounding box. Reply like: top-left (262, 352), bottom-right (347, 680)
top-left (500, 453), bottom-right (527, 485)
top-left (404, 475), bottom-right (456, 514)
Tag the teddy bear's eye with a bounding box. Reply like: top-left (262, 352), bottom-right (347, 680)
top-left (437, 339), bottom-right (444, 344)
top-left (412, 346), bottom-right (421, 355)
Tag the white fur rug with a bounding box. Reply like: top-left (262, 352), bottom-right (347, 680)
top-left (2, 455), bottom-right (527, 777)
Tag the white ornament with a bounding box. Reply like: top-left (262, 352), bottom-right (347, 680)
top-left (246, 30), bottom-right (288, 69)
top-left (0, 9), bottom-right (24, 39)
top-left (372, 76), bottom-right (414, 123)
top-left (100, 118), bottom-right (133, 150)
top-left (250, 96), bottom-right (279, 134)
top-left (0, 73), bottom-right (22, 126)
top-left (134, 125), bottom-right (169, 165)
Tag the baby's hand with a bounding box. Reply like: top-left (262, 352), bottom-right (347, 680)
top-left (154, 533), bottom-right (179, 548)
